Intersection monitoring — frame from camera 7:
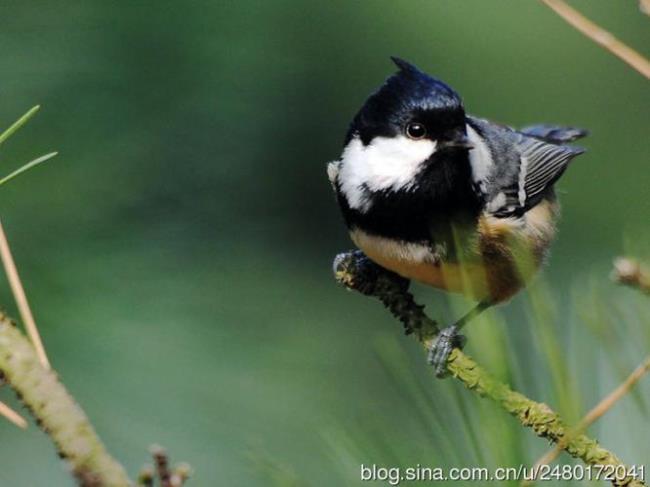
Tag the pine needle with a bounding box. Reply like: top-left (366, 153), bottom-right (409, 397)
top-left (0, 152), bottom-right (57, 187)
top-left (0, 106), bottom-right (41, 147)
top-left (523, 358), bottom-right (650, 484)
top-left (0, 219), bottom-right (51, 369)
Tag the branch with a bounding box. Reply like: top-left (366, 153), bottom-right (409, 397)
top-left (0, 312), bottom-right (132, 486)
top-left (526, 356), bottom-right (650, 484)
top-left (540, 0), bottom-right (650, 80)
top-left (333, 250), bottom-right (646, 487)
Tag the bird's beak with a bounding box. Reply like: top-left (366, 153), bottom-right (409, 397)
top-left (439, 134), bottom-right (474, 151)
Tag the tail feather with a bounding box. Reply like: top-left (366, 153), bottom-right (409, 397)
top-left (519, 124), bottom-right (589, 144)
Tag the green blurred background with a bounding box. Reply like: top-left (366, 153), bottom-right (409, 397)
top-left (0, 1), bottom-right (648, 485)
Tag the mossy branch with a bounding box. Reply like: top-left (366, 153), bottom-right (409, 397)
top-left (0, 107), bottom-right (190, 486)
top-left (333, 250), bottom-right (646, 487)
top-left (0, 312), bottom-right (133, 486)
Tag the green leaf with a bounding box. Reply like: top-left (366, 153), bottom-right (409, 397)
top-left (0, 152), bottom-right (57, 186)
top-left (0, 105), bottom-right (41, 148)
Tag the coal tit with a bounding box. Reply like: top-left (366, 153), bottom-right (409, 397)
top-left (328, 58), bottom-right (587, 377)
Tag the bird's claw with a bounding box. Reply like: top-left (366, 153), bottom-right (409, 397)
top-left (427, 325), bottom-right (466, 378)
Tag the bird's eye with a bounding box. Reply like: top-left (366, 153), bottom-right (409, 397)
top-left (405, 122), bottom-right (427, 140)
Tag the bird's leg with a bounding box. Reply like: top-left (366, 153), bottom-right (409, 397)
top-left (427, 300), bottom-right (492, 378)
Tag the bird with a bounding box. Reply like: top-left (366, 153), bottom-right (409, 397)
top-left (328, 57), bottom-right (587, 377)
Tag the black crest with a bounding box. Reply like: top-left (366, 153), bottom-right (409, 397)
top-left (347, 57), bottom-right (465, 145)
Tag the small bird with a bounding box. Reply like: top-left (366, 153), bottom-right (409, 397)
top-left (328, 58), bottom-right (587, 377)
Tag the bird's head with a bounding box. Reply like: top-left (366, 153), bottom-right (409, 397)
top-left (335, 58), bottom-right (471, 212)
top-left (347, 57), bottom-right (468, 148)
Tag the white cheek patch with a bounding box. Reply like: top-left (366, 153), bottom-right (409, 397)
top-left (467, 124), bottom-right (493, 193)
top-left (337, 135), bottom-right (437, 211)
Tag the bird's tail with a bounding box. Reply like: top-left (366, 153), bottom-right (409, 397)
top-left (519, 124), bottom-right (589, 144)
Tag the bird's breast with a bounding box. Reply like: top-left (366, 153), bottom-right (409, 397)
top-left (349, 227), bottom-right (492, 299)
top-left (350, 198), bottom-right (558, 303)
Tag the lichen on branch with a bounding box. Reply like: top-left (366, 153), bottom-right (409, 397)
top-left (0, 312), bottom-right (132, 487)
top-left (333, 250), bottom-right (646, 487)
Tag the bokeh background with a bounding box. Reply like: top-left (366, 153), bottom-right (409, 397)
top-left (0, 1), bottom-right (648, 485)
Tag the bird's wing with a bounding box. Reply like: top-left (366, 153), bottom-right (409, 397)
top-left (486, 134), bottom-right (585, 218)
top-left (466, 116), bottom-right (588, 217)
top-left (519, 124), bottom-right (589, 144)
top-left (467, 117), bottom-right (587, 217)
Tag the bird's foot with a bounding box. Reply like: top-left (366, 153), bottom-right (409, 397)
top-left (333, 250), bottom-right (410, 297)
top-left (427, 325), bottom-right (466, 378)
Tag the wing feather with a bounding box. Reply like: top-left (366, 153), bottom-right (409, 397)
top-left (489, 136), bottom-right (584, 217)
top-left (466, 116), bottom-right (587, 218)
top-left (519, 124), bottom-right (588, 144)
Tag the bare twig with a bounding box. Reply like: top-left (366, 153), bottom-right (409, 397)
top-left (612, 257), bottom-right (650, 295)
top-left (524, 356), bottom-right (650, 485)
top-left (0, 399), bottom-right (27, 429)
top-left (540, 0), bottom-right (650, 79)
top-left (334, 250), bottom-right (647, 487)
top-left (0, 218), bottom-right (50, 369)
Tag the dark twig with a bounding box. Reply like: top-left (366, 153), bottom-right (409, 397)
top-left (333, 250), bottom-right (439, 338)
top-left (140, 445), bottom-right (191, 487)
top-left (137, 465), bottom-right (154, 487)
top-left (151, 445), bottom-right (172, 487)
